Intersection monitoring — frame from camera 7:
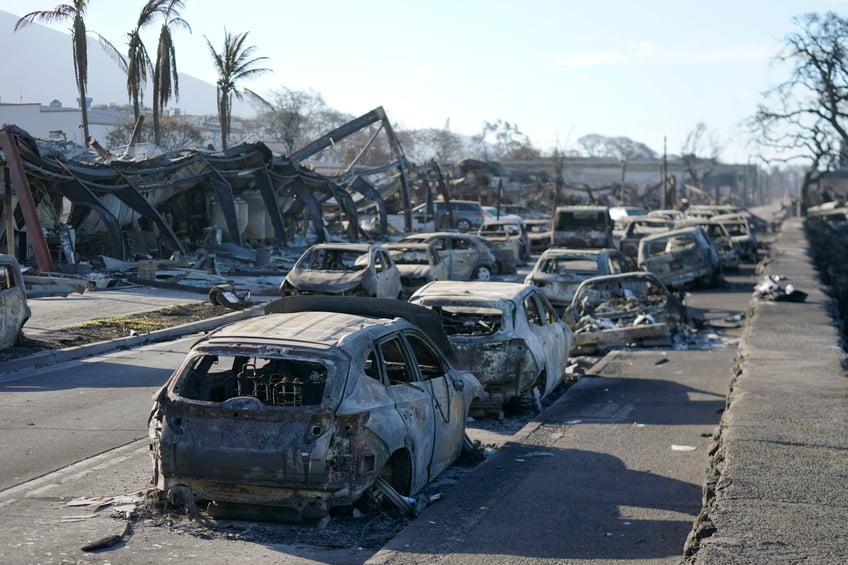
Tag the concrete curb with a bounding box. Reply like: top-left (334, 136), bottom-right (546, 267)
top-left (2, 303), bottom-right (266, 375)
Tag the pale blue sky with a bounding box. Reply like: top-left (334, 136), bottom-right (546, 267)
top-left (1, 0), bottom-right (846, 162)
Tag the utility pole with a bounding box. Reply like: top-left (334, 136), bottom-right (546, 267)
top-left (661, 136), bottom-right (668, 210)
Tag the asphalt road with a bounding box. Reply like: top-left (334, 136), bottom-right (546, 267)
top-left (0, 261), bottom-right (758, 564)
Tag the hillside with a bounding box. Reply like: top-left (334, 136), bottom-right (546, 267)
top-left (0, 10), bottom-right (251, 117)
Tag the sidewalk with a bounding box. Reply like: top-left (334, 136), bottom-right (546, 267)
top-left (687, 218), bottom-right (848, 563)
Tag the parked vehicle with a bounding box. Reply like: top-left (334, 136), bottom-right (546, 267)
top-left (676, 218), bottom-right (741, 271)
top-left (637, 226), bottom-right (720, 289)
top-left (617, 216), bottom-right (675, 262)
top-left (711, 213), bottom-right (760, 262)
top-left (0, 254), bottom-right (31, 350)
top-left (564, 272), bottom-right (686, 354)
top-left (409, 281), bottom-right (573, 415)
top-left (279, 243), bottom-right (402, 299)
top-left (524, 218), bottom-right (553, 253)
top-left (402, 232), bottom-right (500, 279)
top-left (411, 200), bottom-right (494, 232)
top-left (609, 206), bottom-right (648, 229)
top-left (477, 220), bottom-right (530, 264)
top-left (551, 205), bottom-right (614, 249)
top-left (384, 241), bottom-right (449, 298)
top-left (524, 247), bottom-right (630, 308)
top-left (148, 296), bottom-right (483, 521)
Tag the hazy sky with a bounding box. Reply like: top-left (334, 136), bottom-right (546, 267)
top-left (1, 0), bottom-right (845, 163)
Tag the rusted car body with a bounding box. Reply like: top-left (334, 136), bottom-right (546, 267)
top-left (564, 272), bottom-right (686, 354)
top-left (409, 281), bottom-right (572, 414)
top-left (279, 243), bottom-right (402, 298)
top-left (638, 226), bottom-right (720, 289)
top-left (712, 213), bottom-right (759, 262)
top-left (524, 218), bottom-right (553, 253)
top-left (402, 232), bottom-right (499, 280)
top-left (477, 220), bottom-right (530, 264)
top-left (617, 216), bottom-right (674, 261)
top-left (676, 218), bottom-right (740, 271)
top-left (523, 247), bottom-right (630, 308)
top-left (148, 296), bottom-right (482, 521)
top-left (551, 205), bottom-right (614, 249)
top-left (0, 254), bottom-right (31, 349)
top-left (384, 241), bottom-right (448, 298)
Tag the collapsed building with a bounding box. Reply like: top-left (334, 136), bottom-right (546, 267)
top-left (0, 107), bottom-right (457, 278)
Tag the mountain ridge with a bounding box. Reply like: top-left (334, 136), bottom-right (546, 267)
top-left (0, 9), bottom-right (252, 118)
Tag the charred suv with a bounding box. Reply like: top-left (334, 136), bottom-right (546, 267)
top-left (279, 243), bottom-right (402, 299)
top-left (148, 297), bottom-right (482, 521)
top-left (410, 281), bottom-right (572, 415)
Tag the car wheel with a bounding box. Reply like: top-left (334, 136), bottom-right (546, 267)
top-left (371, 476), bottom-right (414, 516)
top-left (456, 218), bottom-right (472, 232)
top-left (473, 265), bottom-right (493, 281)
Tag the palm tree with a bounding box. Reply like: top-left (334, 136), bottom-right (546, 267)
top-left (126, 0), bottom-right (171, 123)
top-left (205, 30), bottom-right (270, 150)
top-left (152, 0), bottom-right (190, 146)
top-left (15, 1), bottom-right (93, 143)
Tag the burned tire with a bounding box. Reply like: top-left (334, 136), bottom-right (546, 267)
top-left (473, 265), bottom-right (493, 281)
top-left (371, 476), bottom-right (414, 516)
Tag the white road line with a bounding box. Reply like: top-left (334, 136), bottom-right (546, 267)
top-left (0, 440), bottom-right (148, 503)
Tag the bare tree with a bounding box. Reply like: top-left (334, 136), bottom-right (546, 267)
top-left (257, 87), bottom-right (347, 155)
top-left (680, 122), bottom-right (720, 193)
top-left (577, 134), bottom-right (657, 160)
top-left (746, 11), bottom-right (848, 211)
top-left (472, 119), bottom-right (537, 161)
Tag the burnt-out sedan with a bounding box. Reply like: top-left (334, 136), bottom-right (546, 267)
top-left (564, 271), bottom-right (687, 355)
top-left (384, 241), bottom-right (448, 298)
top-left (0, 254), bottom-right (31, 349)
top-left (409, 281), bottom-right (572, 415)
top-left (148, 296), bottom-right (482, 521)
top-left (279, 243), bottom-right (402, 299)
top-left (524, 247), bottom-right (630, 308)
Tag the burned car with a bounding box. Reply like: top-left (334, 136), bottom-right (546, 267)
top-left (524, 247), bottom-right (630, 309)
top-left (148, 296), bottom-right (482, 521)
top-left (525, 218), bottom-right (553, 253)
top-left (712, 213), bottom-right (760, 263)
top-left (0, 254), bottom-right (31, 349)
top-left (564, 272), bottom-right (687, 355)
top-left (402, 232), bottom-right (500, 280)
top-left (617, 216), bottom-right (674, 262)
top-left (384, 241), bottom-right (448, 298)
top-left (477, 220), bottom-right (530, 264)
top-left (279, 243), bottom-right (402, 299)
top-left (409, 281), bottom-right (572, 415)
top-left (676, 218), bottom-right (741, 271)
top-left (637, 226), bottom-right (720, 290)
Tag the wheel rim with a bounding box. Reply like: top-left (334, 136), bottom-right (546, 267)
top-left (476, 267), bottom-right (491, 281)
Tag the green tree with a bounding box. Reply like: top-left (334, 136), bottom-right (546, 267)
top-left (205, 29), bottom-right (270, 150)
top-left (152, 0), bottom-right (190, 146)
top-left (15, 1), bottom-right (93, 143)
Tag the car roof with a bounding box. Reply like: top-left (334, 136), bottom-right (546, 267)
top-left (411, 280), bottom-right (534, 302)
top-left (264, 295), bottom-right (455, 360)
top-left (307, 242), bottom-right (374, 251)
top-left (640, 225), bottom-right (705, 242)
top-left (203, 310), bottom-right (391, 351)
top-left (540, 247), bottom-right (611, 257)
